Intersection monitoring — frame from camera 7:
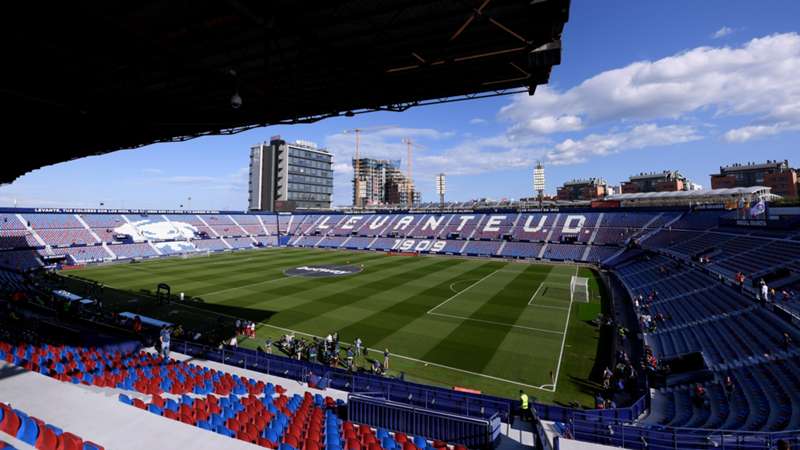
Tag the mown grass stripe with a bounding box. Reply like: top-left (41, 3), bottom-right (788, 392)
top-left (420, 264), bottom-right (557, 373)
top-left (336, 260), bottom-right (501, 351)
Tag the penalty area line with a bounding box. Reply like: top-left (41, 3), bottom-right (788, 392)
top-left (527, 283), bottom-right (544, 305)
top-left (527, 283), bottom-right (569, 310)
top-left (427, 268), bottom-right (501, 314)
top-left (428, 311), bottom-right (563, 335)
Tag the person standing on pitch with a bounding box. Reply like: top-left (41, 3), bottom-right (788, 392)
top-left (383, 348), bottom-right (390, 371)
top-left (354, 337), bottom-right (362, 364)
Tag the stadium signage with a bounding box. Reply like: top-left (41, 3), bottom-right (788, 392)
top-left (31, 208), bottom-right (222, 214)
top-left (305, 213), bottom-right (590, 235)
top-left (285, 264), bottom-right (362, 278)
top-left (392, 239), bottom-right (447, 252)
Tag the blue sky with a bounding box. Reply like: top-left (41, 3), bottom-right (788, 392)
top-left (2, 0), bottom-right (800, 210)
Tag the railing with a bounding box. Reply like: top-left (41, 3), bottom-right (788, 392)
top-left (174, 340), bottom-right (513, 421)
top-left (349, 393), bottom-right (500, 449)
top-left (534, 393), bottom-right (648, 425)
top-left (568, 413), bottom-right (800, 450)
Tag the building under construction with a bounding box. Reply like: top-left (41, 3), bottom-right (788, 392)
top-left (352, 158), bottom-right (420, 207)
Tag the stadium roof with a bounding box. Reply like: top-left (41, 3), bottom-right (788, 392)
top-left (1, 0), bottom-right (570, 184)
top-left (606, 186), bottom-right (779, 206)
top-left (607, 186), bottom-right (772, 200)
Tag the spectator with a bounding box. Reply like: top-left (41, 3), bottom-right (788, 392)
top-left (761, 280), bottom-right (769, 302)
top-left (782, 332), bottom-right (793, 351)
top-left (159, 326), bottom-right (171, 359)
top-left (132, 315), bottom-right (142, 334)
top-left (595, 393), bottom-right (605, 409)
top-left (723, 375), bottom-right (735, 399)
top-left (693, 384), bottom-right (707, 408)
top-left (736, 272), bottom-right (746, 293)
top-left (777, 439), bottom-right (790, 450)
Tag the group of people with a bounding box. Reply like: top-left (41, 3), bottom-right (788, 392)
top-left (633, 291), bottom-right (670, 333)
top-left (258, 331), bottom-right (391, 376)
top-left (235, 319), bottom-right (257, 338)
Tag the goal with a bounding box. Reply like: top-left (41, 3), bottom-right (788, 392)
top-left (570, 276), bottom-right (589, 303)
top-left (182, 249), bottom-right (211, 259)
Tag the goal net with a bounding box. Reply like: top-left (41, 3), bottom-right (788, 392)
top-left (182, 249), bottom-right (211, 259)
top-left (570, 276), bottom-right (589, 303)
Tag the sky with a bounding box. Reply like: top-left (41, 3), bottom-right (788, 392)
top-left (2, 0), bottom-right (800, 210)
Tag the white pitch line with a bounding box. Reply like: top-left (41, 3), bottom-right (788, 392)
top-left (251, 321), bottom-right (556, 392)
top-left (426, 268), bottom-right (501, 314)
top-left (551, 266), bottom-right (578, 391)
top-left (528, 283), bottom-right (569, 310)
top-left (428, 311), bottom-right (563, 335)
top-left (527, 283), bottom-right (544, 305)
top-left (530, 304), bottom-right (569, 311)
top-left (448, 279), bottom-right (482, 294)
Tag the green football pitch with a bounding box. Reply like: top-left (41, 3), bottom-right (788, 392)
top-left (63, 247), bottom-right (605, 405)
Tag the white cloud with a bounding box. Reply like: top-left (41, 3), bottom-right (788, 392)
top-left (414, 124), bottom-right (700, 175)
top-left (416, 135), bottom-right (546, 176)
top-left (469, 118), bottom-right (487, 125)
top-left (712, 26), bottom-right (734, 39)
top-left (499, 33), bottom-right (800, 138)
top-left (723, 122), bottom-right (800, 142)
top-left (546, 124), bottom-right (702, 165)
top-left (511, 115), bottom-right (583, 134)
top-left (142, 168), bottom-right (163, 175)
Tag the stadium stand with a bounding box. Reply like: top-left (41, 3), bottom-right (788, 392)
top-left (0, 401), bottom-right (104, 450)
top-left (0, 250), bottom-right (42, 271)
top-left (231, 214), bottom-right (268, 236)
top-left (194, 238), bottom-right (230, 252)
top-left (318, 236), bottom-right (348, 249)
top-left (499, 242), bottom-right (543, 259)
top-left (198, 215), bottom-right (241, 237)
top-left (226, 237), bottom-right (256, 250)
top-left (107, 243), bottom-right (159, 259)
top-left (4, 206), bottom-right (800, 449)
top-left (46, 246), bottom-right (110, 263)
top-left (462, 240), bottom-right (501, 256)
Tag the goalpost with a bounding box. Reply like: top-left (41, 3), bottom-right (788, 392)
top-left (182, 249), bottom-right (211, 259)
top-left (570, 276), bottom-right (589, 303)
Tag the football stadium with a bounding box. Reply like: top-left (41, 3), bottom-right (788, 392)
top-left (2, 2), bottom-right (800, 450)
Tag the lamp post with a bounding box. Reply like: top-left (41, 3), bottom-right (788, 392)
top-left (436, 173), bottom-right (446, 210)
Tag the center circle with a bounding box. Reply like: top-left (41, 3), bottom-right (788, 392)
top-left (284, 264), bottom-right (363, 278)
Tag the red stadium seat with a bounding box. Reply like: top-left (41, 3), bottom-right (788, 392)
top-left (57, 432), bottom-right (83, 450)
top-left (0, 409), bottom-right (20, 436)
top-left (35, 425), bottom-right (59, 450)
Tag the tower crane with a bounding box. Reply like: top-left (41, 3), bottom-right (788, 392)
top-left (343, 125), bottom-right (396, 208)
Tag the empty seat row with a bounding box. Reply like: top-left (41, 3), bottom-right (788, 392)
top-left (0, 402), bottom-right (103, 450)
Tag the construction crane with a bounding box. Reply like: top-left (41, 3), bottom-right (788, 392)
top-left (401, 137), bottom-right (425, 208)
top-left (343, 125), bottom-right (396, 208)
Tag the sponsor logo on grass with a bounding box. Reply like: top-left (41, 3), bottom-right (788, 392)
top-left (284, 264), bottom-right (363, 278)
